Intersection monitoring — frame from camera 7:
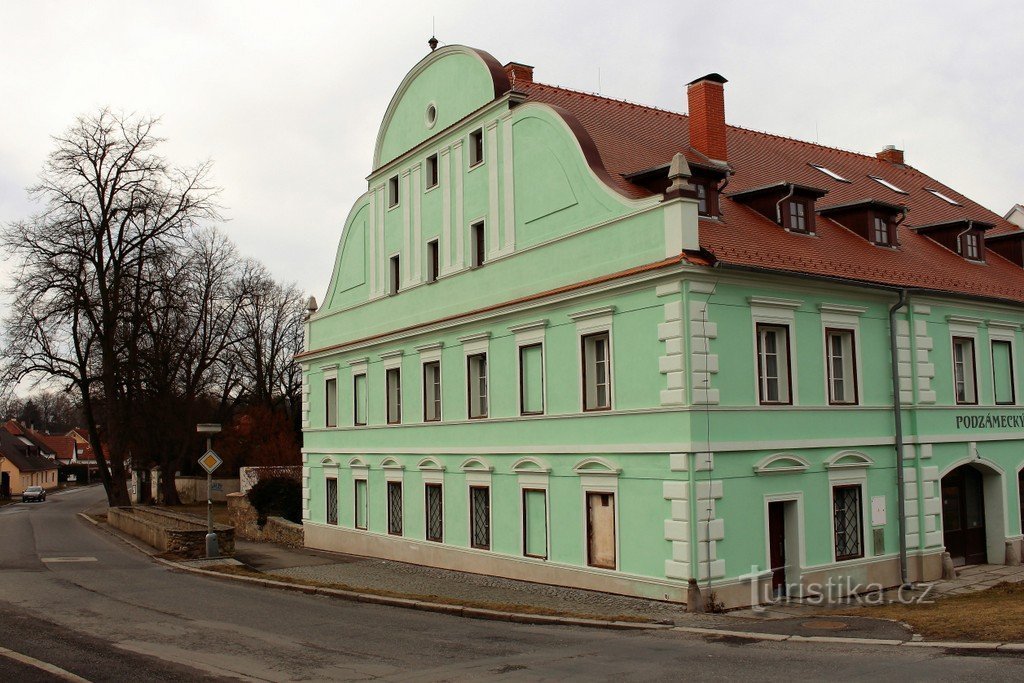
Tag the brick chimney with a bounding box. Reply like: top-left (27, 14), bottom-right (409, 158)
top-left (687, 73), bottom-right (728, 162)
top-left (876, 145), bottom-right (905, 165)
top-left (504, 62), bottom-right (534, 87)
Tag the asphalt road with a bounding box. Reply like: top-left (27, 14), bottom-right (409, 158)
top-left (2, 487), bottom-right (1023, 682)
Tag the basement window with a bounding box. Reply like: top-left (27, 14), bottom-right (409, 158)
top-left (926, 188), bottom-right (962, 206)
top-left (868, 175), bottom-right (908, 195)
top-left (809, 164), bottom-right (851, 183)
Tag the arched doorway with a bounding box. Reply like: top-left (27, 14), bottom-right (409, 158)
top-left (941, 464), bottom-right (987, 566)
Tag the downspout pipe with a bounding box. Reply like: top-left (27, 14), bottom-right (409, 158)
top-left (889, 288), bottom-right (911, 587)
top-left (775, 184), bottom-right (796, 226)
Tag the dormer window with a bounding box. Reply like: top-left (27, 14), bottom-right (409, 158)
top-left (913, 220), bottom-right (993, 262)
top-left (693, 177), bottom-right (721, 217)
top-left (819, 199), bottom-right (904, 248)
top-left (960, 231), bottom-right (981, 260)
top-left (873, 216), bottom-right (891, 246)
top-left (622, 161), bottom-right (725, 217)
top-left (786, 200), bottom-right (809, 232)
top-left (728, 183), bottom-right (828, 235)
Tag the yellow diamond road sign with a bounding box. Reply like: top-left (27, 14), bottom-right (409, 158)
top-left (199, 449), bottom-right (223, 474)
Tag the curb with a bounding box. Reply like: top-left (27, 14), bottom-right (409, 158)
top-left (77, 512), bottom-right (1024, 650)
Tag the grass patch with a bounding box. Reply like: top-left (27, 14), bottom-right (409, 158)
top-left (840, 582), bottom-right (1024, 642)
top-left (203, 564), bottom-right (653, 623)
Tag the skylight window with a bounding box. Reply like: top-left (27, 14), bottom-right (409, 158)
top-left (925, 188), bottom-right (962, 206)
top-left (809, 164), bottom-right (850, 183)
top-left (868, 175), bottom-right (908, 195)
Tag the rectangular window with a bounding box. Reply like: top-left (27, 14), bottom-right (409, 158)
top-left (757, 324), bottom-right (792, 404)
top-left (386, 367), bottom-right (402, 424)
top-left (522, 488), bottom-right (547, 559)
top-left (425, 483), bottom-right (443, 542)
top-left (833, 485), bottom-right (864, 561)
top-left (953, 336), bottom-right (978, 404)
top-left (993, 340), bottom-right (1015, 405)
top-left (354, 479), bottom-right (368, 530)
top-left (387, 481), bottom-right (403, 535)
top-left (787, 200), bottom-right (807, 232)
top-left (519, 343), bottom-right (544, 415)
top-left (388, 175), bottom-right (399, 208)
top-left (426, 239), bottom-right (439, 283)
top-left (961, 232), bottom-right (981, 260)
top-left (694, 179), bottom-right (719, 217)
top-left (353, 373), bottom-right (367, 426)
top-left (582, 332), bottom-right (612, 411)
top-left (586, 491), bottom-right (616, 569)
top-left (425, 153), bottom-right (438, 189)
top-left (325, 377), bottom-right (338, 427)
top-left (826, 328), bottom-right (858, 405)
top-left (469, 128), bottom-right (484, 167)
top-left (326, 478), bottom-right (338, 525)
top-left (467, 353), bottom-right (488, 418)
top-left (389, 254), bottom-right (400, 295)
top-left (872, 216), bottom-right (891, 246)
top-left (471, 221), bottom-right (485, 267)
top-left (423, 361), bottom-right (442, 422)
top-left (470, 486), bottom-right (490, 549)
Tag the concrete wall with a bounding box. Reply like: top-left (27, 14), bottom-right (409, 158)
top-left (107, 506), bottom-right (235, 558)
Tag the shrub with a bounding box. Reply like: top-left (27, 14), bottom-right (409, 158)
top-left (246, 476), bottom-right (301, 526)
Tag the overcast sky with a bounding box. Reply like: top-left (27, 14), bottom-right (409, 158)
top-left (1, 0), bottom-right (1022, 305)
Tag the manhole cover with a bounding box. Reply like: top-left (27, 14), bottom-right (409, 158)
top-left (801, 619), bottom-right (849, 630)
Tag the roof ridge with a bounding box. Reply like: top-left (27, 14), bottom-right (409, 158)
top-left (528, 81), bottom-right (688, 119)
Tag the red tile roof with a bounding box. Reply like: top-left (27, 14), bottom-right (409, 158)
top-left (521, 81), bottom-right (1024, 303)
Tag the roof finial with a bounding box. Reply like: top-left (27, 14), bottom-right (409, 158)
top-left (428, 35), bottom-right (438, 51)
top-left (664, 152), bottom-right (697, 200)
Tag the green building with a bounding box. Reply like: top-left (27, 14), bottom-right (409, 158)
top-left (298, 45), bottom-right (1024, 607)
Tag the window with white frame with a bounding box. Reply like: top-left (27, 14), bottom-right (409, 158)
top-left (522, 488), bottom-right (547, 559)
top-left (582, 332), bottom-right (612, 411)
top-left (325, 377), bottom-right (338, 427)
top-left (426, 239), bottom-right (439, 283)
top-left (386, 367), bottom-right (402, 424)
top-left (519, 343), bottom-right (544, 415)
top-left (326, 477), bottom-right (338, 525)
top-left (423, 360), bottom-right (442, 422)
top-left (757, 324), bottom-right (791, 404)
top-left (425, 483), bottom-right (443, 542)
top-left (832, 484), bottom-right (863, 560)
top-left (353, 372), bottom-right (367, 426)
top-left (826, 328), bottom-right (858, 405)
top-left (468, 128), bottom-right (484, 167)
top-left (960, 232), bottom-right (981, 260)
top-left (872, 216), bottom-right (891, 246)
top-left (992, 339), bottom-right (1015, 405)
top-left (953, 336), bottom-right (977, 404)
top-left (387, 481), bottom-right (403, 535)
top-left (388, 176), bottom-right (399, 208)
top-left (354, 478), bottom-right (368, 529)
top-left (471, 221), bottom-right (485, 267)
top-left (467, 353), bottom-right (488, 418)
top-left (425, 154), bottom-right (438, 189)
top-left (469, 485), bottom-right (490, 549)
top-left (389, 255), bottom-right (400, 295)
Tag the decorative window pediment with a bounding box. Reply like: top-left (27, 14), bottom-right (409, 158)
top-left (754, 453), bottom-right (810, 475)
top-left (511, 457), bottom-right (551, 474)
top-left (825, 451), bottom-right (874, 470)
top-left (381, 457), bottom-right (405, 470)
top-left (572, 457), bottom-right (621, 475)
top-left (417, 457), bottom-right (445, 471)
top-left (460, 457), bottom-right (494, 473)
top-left (320, 456), bottom-right (338, 466)
top-left (348, 456), bottom-right (369, 469)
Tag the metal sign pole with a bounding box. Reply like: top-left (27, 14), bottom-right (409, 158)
top-left (196, 423), bottom-right (223, 559)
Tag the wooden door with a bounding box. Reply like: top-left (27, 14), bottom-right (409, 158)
top-left (586, 492), bottom-right (616, 569)
top-left (942, 465), bottom-right (987, 566)
top-left (768, 501), bottom-right (787, 597)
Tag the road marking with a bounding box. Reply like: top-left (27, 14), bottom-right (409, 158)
top-left (0, 645), bottom-right (92, 682)
top-left (42, 557), bottom-right (98, 563)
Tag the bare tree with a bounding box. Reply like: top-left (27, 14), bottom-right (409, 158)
top-left (1, 109), bottom-right (218, 506)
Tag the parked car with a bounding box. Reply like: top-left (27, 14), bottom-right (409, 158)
top-left (21, 486), bottom-right (46, 502)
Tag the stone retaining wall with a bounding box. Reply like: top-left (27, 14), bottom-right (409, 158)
top-left (107, 506), bottom-right (235, 558)
top-left (226, 492), bottom-right (304, 548)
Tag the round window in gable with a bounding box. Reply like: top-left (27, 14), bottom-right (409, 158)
top-left (425, 103), bottom-right (437, 129)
